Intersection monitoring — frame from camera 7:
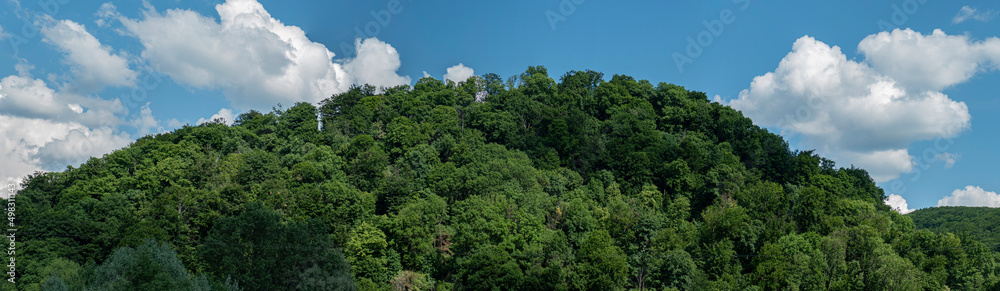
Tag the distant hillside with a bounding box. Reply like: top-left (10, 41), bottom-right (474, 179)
top-left (909, 206), bottom-right (1000, 251)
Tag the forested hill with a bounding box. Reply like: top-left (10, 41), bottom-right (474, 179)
top-left (909, 206), bottom-right (1000, 252)
top-left (10, 66), bottom-right (1000, 290)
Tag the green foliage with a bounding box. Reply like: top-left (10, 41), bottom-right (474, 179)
top-left (11, 66), bottom-right (1000, 291)
top-left (909, 206), bottom-right (1000, 251)
top-left (198, 203), bottom-right (355, 290)
top-left (89, 239), bottom-right (210, 290)
top-left (457, 244), bottom-right (525, 290)
top-left (578, 230), bottom-right (628, 290)
top-left (345, 221), bottom-right (399, 285)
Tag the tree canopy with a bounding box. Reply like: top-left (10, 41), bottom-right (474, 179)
top-left (909, 206), bottom-right (1000, 252)
top-left (7, 67), bottom-right (999, 290)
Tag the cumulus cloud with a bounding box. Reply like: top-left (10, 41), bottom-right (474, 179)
top-left (33, 126), bottom-right (131, 170)
top-left (113, 0), bottom-right (410, 110)
top-left (42, 19), bottom-right (136, 92)
top-left (953, 6), bottom-right (997, 24)
top-left (341, 38), bottom-right (412, 89)
top-left (0, 73), bottom-right (132, 198)
top-left (0, 75), bottom-right (124, 128)
top-left (0, 115), bottom-right (131, 198)
top-left (858, 29), bottom-right (1000, 91)
top-left (937, 186), bottom-right (1000, 207)
top-left (728, 30), bottom-right (985, 182)
top-left (885, 194), bottom-right (914, 214)
top-left (197, 108), bottom-right (236, 125)
top-left (129, 102), bottom-right (160, 136)
top-left (444, 63), bottom-right (475, 84)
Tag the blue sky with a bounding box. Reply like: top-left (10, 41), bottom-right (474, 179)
top-left (1, 0), bottom-right (998, 210)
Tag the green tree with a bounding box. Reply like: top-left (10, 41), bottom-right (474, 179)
top-left (89, 239), bottom-right (210, 291)
top-left (199, 203), bottom-right (354, 290)
top-left (457, 244), bottom-right (525, 290)
top-left (755, 234), bottom-right (825, 290)
top-left (345, 221), bottom-right (400, 286)
top-left (578, 230), bottom-right (628, 290)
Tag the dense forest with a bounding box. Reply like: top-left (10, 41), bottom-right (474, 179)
top-left (909, 207), bottom-right (1000, 253)
top-left (7, 66), bottom-right (1000, 290)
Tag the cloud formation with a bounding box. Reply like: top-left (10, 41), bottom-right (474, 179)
top-left (3, 0), bottom-right (425, 196)
top-left (0, 86), bottom-right (131, 197)
top-left (727, 29), bottom-right (995, 182)
top-left (197, 108), bottom-right (236, 126)
top-left (444, 63), bottom-right (475, 84)
top-left (341, 38), bottom-right (412, 90)
top-left (884, 194), bottom-right (914, 214)
top-left (937, 186), bottom-right (1000, 207)
top-left (32, 126), bottom-right (132, 170)
top-left (953, 6), bottom-right (997, 24)
top-left (1, 20), bottom-right (134, 197)
top-left (42, 19), bottom-right (136, 92)
top-left (0, 74), bottom-right (124, 128)
top-left (129, 102), bottom-right (160, 136)
top-left (858, 29), bottom-right (1000, 91)
top-left (114, 0), bottom-right (410, 110)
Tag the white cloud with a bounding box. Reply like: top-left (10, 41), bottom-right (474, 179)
top-left (0, 25), bottom-right (9, 39)
top-left (67, 103), bottom-right (83, 114)
top-left (422, 71), bottom-right (431, 78)
top-left (953, 6), bottom-right (997, 24)
top-left (14, 62), bottom-right (33, 76)
top-left (712, 94), bottom-right (723, 103)
top-left (95, 2), bottom-right (118, 28)
top-left (838, 149), bottom-right (915, 182)
top-left (129, 102), bottom-right (160, 136)
top-left (0, 114), bottom-right (131, 198)
top-left (0, 115), bottom-right (73, 166)
top-left (197, 108), bottom-right (236, 125)
top-left (33, 126), bottom-right (131, 170)
top-left (0, 75), bottom-right (124, 128)
top-left (936, 152), bottom-right (959, 168)
top-left (885, 194), bottom-right (914, 214)
top-left (42, 19), bottom-right (137, 92)
top-left (113, 0), bottom-right (410, 110)
top-left (728, 31), bottom-right (980, 182)
top-left (341, 38), bottom-right (412, 89)
top-left (937, 186), bottom-right (1000, 207)
top-left (858, 29), bottom-right (1000, 91)
top-left (444, 63), bottom-right (475, 84)
top-left (0, 73), bottom-right (132, 199)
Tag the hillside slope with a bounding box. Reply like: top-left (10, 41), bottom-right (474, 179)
top-left (910, 206), bottom-right (1000, 251)
top-left (9, 67), bottom-right (1000, 290)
